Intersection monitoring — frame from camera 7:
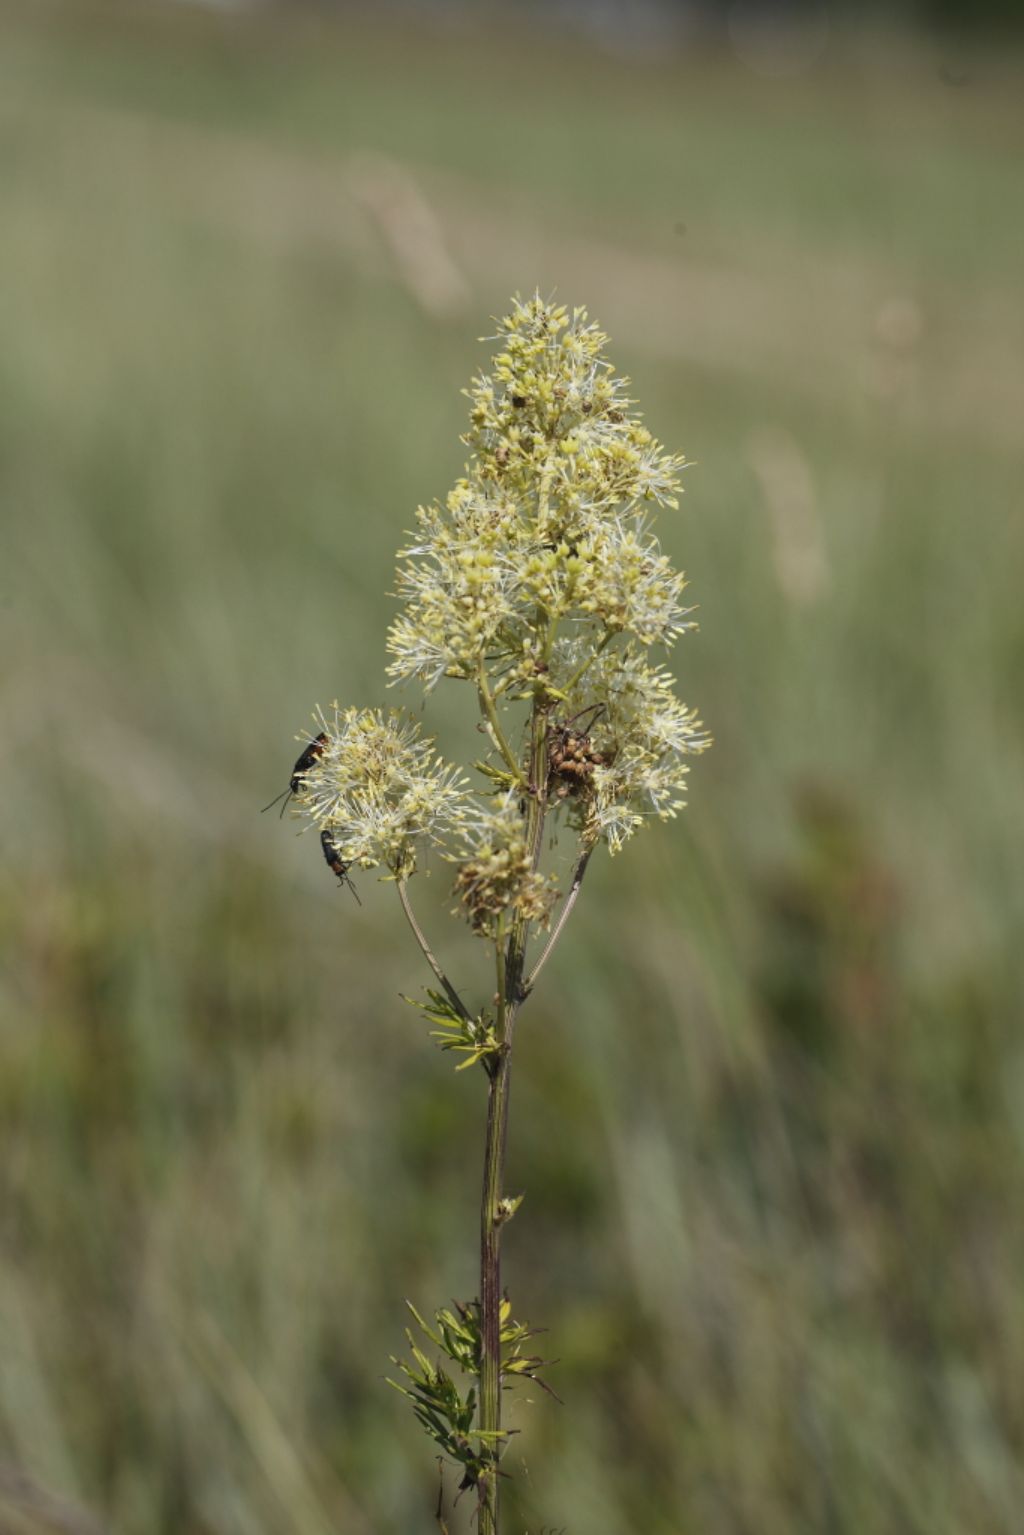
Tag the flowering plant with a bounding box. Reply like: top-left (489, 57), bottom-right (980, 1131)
top-left (281, 295), bottom-right (708, 1532)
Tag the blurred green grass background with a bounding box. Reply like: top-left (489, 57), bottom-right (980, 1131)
top-left (1, 4), bottom-right (1023, 1532)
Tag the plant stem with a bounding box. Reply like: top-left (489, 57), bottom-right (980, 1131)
top-left (477, 1044), bottom-right (511, 1535)
top-left (477, 692), bottom-right (550, 1533)
top-left (521, 837), bottom-right (595, 999)
top-left (477, 661), bottom-right (525, 784)
top-left (396, 877), bottom-right (472, 1023)
top-left (495, 916), bottom-right (508, 1023)
top-left (559, 628), bottom-right (613, 699)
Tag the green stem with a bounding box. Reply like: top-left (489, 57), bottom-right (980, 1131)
top-left (477, 660), bottom-right (525, 784)
top-left (495, 917), bottom-right (508, 1024)
top-left (521, 836), bottom-right (595, 1000)
top-left (560, 628), bottom-right (613, 699)
top-left (396, 877), bottom-right (472, 1023)
top-left (477, 1045), bottom-right (511, 1535)
top-left (477, 690), bottom-right (551, 1533)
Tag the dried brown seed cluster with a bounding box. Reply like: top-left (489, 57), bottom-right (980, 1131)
top-left (547, 725), bottom-right (608, 801)
top-left (453, 837), bottom-right (556, 936)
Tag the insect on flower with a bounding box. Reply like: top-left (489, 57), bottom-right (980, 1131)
top-left (261, 732), bottom-right (328, 818)
top-left (547, 705), bottom-right (608, 801)
top-left (320, 828), bottom-right (361, 904)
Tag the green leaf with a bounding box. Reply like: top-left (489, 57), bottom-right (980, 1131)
top-left (405, 991), bottom-right (501, 1074)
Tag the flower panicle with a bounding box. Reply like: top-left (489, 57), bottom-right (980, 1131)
top-left (294, 292), bottom-right (709, 874)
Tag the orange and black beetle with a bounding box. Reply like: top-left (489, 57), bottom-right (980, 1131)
top-left (320, 829), bottom-right (360, 903)
top-left (262, 732), bottom-right (328, 818)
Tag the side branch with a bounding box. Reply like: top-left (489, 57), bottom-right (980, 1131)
top-left (477, 661), bottom-right (525, 784)
top-left (396, 877), bottom-right (473, 1023)
top-left (521, 839), bottom-right (596, 1000)
top-left (559, 629), bottom-right (613, 700)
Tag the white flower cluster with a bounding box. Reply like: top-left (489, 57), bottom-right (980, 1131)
top-left (560, 647), bottom-right (710, 852)
top-left (294, 705), bottom-right (470, 874)
top-left (387, 297), bottom-right (693, 700)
